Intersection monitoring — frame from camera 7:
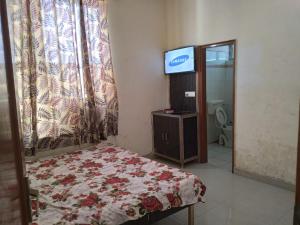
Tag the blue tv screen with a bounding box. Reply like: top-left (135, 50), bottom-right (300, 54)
top-left (164, 46), bottom-right (195, 74)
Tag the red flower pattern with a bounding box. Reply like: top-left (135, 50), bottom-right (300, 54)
top-left (103, 147), bottom-right (116, 153)
top-left (166, 193), bottom-right (182, 207)
top-left (40, 159), bottom-right (57, 168)
top-left (141, 196), bottom-right (163, 212)
top-left (80, 193), bottom-right (99, 207)
top-left (81, 160), bottom-right (103, 169)
top-left (129, 171), bottom-right (146, 177)
top-left (36, 172), bottom-right (52, 180)
top-left (126, 157), bottom-right (142, 165)
top-left (59, 174), bottom-right (76, 186)
top-left (27, 145), bottom-right (206, 225)
top-left (157, 171), bottom-right (174, 181)
top-left (62, 213), bottom-right (78, 222)
top-left (126, 208), bottom-right (136, 217)
top-left (105, 177), bottom-right (129, 185)
top-left (52, 193), bottom-right (64, 201)
top-left (31, 200), bottom-right (47, 210)
top-left (200, 184), bottom-right (207, 196)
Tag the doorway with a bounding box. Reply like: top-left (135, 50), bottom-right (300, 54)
top-left (197, 40), bottom-right (236, 172)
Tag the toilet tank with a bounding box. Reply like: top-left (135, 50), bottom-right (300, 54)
top-left (207, 100), bottom-right (224, 115)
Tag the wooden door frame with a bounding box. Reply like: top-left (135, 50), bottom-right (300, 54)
top-left (196, 40), bottom-right (237, 173)
top-left (294, 103), bottom-right (300, 225)
top-left (0, 0), bottom-right (29, 224)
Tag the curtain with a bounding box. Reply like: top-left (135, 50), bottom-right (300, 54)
top-left (80, 0), bottom-right (118, 143)
top-left (11, 0), bottom-right (118, 154)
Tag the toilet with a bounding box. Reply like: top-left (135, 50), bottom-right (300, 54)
top-left (215, 106), bottom-right (232, 148)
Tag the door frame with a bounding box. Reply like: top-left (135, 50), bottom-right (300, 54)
top-left (0, 0), bottom-right (29, 223)
top-left (294, 103), bottom-right (300, 224)
top-left (196, 40), bottom-right (237, 173)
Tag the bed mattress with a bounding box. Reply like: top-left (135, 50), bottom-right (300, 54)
top-left (27, 144), bottom-right (206, 225)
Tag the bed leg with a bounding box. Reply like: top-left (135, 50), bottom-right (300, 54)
top-left (188, 205), bottom-right (194, 225)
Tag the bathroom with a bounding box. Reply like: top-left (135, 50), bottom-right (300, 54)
top-left (206, 44), bottom-right (234, 171)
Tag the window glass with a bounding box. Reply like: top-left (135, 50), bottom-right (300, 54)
top-left (206, 51), bottom-right (217, 62)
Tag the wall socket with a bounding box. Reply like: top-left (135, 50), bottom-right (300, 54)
top-left (185, 91), bottom-right (196, 97)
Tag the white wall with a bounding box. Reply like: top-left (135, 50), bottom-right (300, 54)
top-left (207, 64), bottom-right (233, 143)
top-left (206, 65), bottom-right (233, 121)
top-left (107, 0), bottom-right (169, 155)
top-left (166, 0), bottom-right (300, 184)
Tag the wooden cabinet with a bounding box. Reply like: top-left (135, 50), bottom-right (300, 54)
top-left (152, 111), bottom-right (198, 167)
top-left (153, 115), bottom-right (180, 160)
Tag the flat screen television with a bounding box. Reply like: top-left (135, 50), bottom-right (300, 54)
top-left (164, 46), bottom-right (195, 75)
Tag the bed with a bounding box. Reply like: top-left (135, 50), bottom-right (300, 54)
top-left (27, 144), bottom-right (206, 225)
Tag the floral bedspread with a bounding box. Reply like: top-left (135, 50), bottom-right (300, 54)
top-left (27, 145), bottom-right (206, 225)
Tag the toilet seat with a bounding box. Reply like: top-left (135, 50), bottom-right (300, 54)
top-left (215, 106), bottom-right (227, 126)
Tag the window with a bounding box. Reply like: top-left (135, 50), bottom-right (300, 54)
top-left (206, 45), bottom-right (230, 63)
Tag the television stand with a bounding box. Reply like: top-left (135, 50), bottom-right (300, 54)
top-left (152, 110), bottom-right (198, 167)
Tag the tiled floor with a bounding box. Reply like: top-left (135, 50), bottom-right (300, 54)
top-left (208, 143), bottom-right (232, 171)
top-left (152, 145), bottom-right (295, 225)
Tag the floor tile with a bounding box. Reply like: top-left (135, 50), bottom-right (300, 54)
top-left (152, 143), bottom-right (294, 225)
top-left (276, 209), bottom-right (293, 225)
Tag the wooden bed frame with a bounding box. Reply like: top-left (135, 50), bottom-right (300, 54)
top-left (121, 204), bottom-right (194, 225)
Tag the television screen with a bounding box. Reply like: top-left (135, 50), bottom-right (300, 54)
top-left (164, 46), bottom-right (195, 74)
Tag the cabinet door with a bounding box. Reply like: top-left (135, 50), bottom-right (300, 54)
top-left (153, 115), bottom-right (167, 155)
top-left (183, 116), bottom-right (198, 159)
top-left (164, 117), bottom-right (180, 160)
top-left (153, 115), bottom-right (180, 160)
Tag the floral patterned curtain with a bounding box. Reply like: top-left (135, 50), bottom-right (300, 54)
top-left (80, 0), bottom-right (118, 143)
top-left (11, 0), bottom-right (118, 154)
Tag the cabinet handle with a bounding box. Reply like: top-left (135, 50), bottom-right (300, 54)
top-left (165, 132), bottom-right (168, 144)
top-left (161, 133), bottom-right (165, 141)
